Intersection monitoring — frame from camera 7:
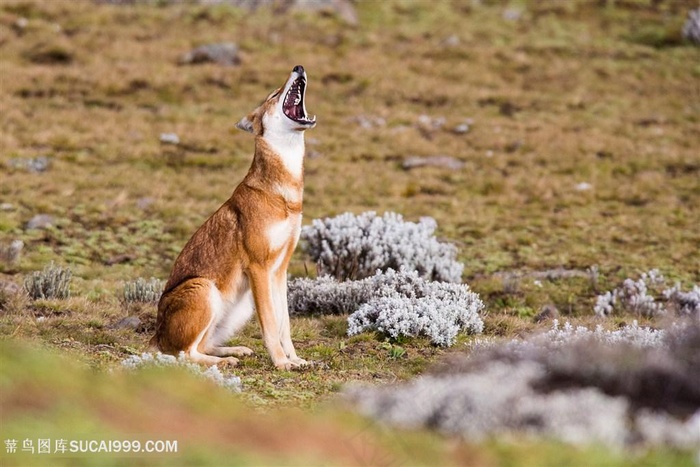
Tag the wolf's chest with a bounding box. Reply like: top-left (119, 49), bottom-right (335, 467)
top-left (266, 214), bottom-right (302, 255)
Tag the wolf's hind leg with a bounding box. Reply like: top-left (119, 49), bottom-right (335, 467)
top-left (154, 278), bottom-right (239, 367)
top-left (188, 351), bottom-right (239, 367)
top-left (208, 346), bottom-right (254, 357)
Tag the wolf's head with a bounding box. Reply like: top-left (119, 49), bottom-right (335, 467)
top-left (236, 65), bottom-right (316, 137)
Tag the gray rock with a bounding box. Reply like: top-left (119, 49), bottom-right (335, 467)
top-left (159, 133), bottom-right (180, 145)
top-left (307, 150), bottom-right (323, 160)
top-left (136, 197), bottom-right (155, 210)
top-left (8, 156), bottom-right (51, 173)
top-left (416, 114), bottom-right (446, 131)
top-left (26, 214), bottom-right (54, 230)
top-left (534, 304), bottom-right (560, 323)
top-left (0, 280), bottom-right (21, 296)
top-left (110, 316), bottom-right (141, 330)
top-left (94, 0), bottom-right (358, 25)
top-left (442, 35), bottom-right (460, 48)
top-left (1, 240), bottom-right (24, 264)
top-left (502, 7), bottom-right (523, 21)
top-left (204, 0), bottom-right (358, 25)
top-left (179, 43), bottom-right (241, 67)
top-left (14, 17), bottom-right (28, 33)
top-left (402, 155), bottom-right (465, 171)
top-left (415, 115), bottom-right (446, 139)
top-left (575, 182), bottom-right (593, 192)
top-left (281, 0), bottom-right (358, 26)
top-left (453, 123), bottom-right (470, 134)
top-left (352, 115), bottom-right (386, 129)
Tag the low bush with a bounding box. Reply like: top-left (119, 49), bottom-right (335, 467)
top-left (23, 262), bottom-right (72, 300)
top-left (288, 275), bottom-right (361, 316)
top-left (683, 7), bottom-right (700, 44)
top-left (594, 270), bottom-right (699, 318)
top-left (300, 211), bottom-right (463, 282)
top-left (121, 277), bottom-right (164, 305)
top-left (289, 269), bottom-right (484, 346)
top-left (347, 321), bottom-right (700, 450)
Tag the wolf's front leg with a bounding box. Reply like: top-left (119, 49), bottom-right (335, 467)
top-left (249, 265), bottom-right (299, 370)
top-left (276, 273), bottom-right (307, 367)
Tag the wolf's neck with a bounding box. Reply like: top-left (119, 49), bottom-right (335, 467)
top-left (256, 132), bottom-right (305, 180)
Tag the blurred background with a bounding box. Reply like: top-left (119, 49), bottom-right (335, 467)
top-left (1, 0), bottom-right (699, 465)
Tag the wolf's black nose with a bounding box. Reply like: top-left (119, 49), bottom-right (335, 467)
top-left (293, 65), bottom-right (304, 74)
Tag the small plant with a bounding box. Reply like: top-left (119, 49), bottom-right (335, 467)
top-left (0, 240), bottom-right (23, 265)
top-left (300, 211), bottom-right (463, 282)
top-left (121, 277), bottom-right (164, 305)
top-left (662, 284), bottom-right (700, 317)
top-left (594, 270), bottom-right (699, 318)
top-left (381, 341), bottom-right (406, 359)
top-left (23, 262), bottom-right (72, 300)
top-left (474, 320), bottom-right (668, 354)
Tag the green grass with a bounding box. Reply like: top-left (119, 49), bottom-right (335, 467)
top-left (1, 0), bottom-right (699, 464)
top-left (1, 339), bottom-right (693, 466)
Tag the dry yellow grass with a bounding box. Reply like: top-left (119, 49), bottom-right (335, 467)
top-left (0, 1), bottom-right (699, 463)
top-left (2, 1), bottom-right (697, 283)
top-left (1, 0), bottom-right (697, 354)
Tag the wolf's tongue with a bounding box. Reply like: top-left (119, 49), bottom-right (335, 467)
top-left (289, 101), bottom-right (301, 119)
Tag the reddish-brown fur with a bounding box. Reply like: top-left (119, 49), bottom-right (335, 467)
top-left (150, 67), bottom-right (315, 370)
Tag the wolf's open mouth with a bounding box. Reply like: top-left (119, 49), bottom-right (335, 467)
top-left (283, 77), bottom-right (315, 125)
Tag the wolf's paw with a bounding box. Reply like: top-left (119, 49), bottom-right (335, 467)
top-left (234, 346), bottom-right (254, 356)
top-left (274, 357), bottom-right (309, 371)
top-left (216, 356), bottom-right (240, 368)
top-left (222, 346), bottom-right (254, 357)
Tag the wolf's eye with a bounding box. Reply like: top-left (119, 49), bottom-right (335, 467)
top-left (268, 89), bottom-right (281, 100)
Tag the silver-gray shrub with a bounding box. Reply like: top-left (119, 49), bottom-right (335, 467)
top-left (288, 269), bottom-right (484, 346)
top-left (348, 363), bottom-right (631, 448)
top-left (682, 8), bottom-right (700, 45)
top-left (287, 275), bottom-right (362, 315)
top-left (347, 271), bottom-right (484, 346)
top-left (347, 321), bottom-right (700, 450)
top-left (349, 294), bottom-right (483, 347)
top-left (300, 211), bottom-right (463, 282)
top-left (594, 269), bottom-right (699, 318)
top-left (121, 277), bottom-right (164, 305)
top-left (23, 262), bottom-right (72, 300)
top-left (469, 320), bottom-right (668, 355)
top-left (663, 284), bottom-right (700, 317)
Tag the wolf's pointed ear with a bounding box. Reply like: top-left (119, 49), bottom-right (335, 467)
top-left (235, 115), bottom-right (255, 134)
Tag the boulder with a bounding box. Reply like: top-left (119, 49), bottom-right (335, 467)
top-left (178, 43), bottom-right (241, 67)
top-left (26, 214), bottom-right (54, 230)
top-left (402, 155), bottom-right (465, 171)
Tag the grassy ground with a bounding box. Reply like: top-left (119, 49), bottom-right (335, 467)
top-left (1, 0), bottom-right (699, 465)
